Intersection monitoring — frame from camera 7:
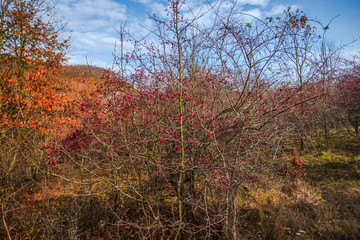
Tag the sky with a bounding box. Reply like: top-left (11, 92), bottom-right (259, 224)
top-left (55, 0), bottom-right (360, 68)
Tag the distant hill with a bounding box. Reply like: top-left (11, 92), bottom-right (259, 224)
top-left (59, 64), bottom-right (105, 80)
top-left (58, 64), bottom-right (106, 103)
top-left (53, 65), bottom-right (107, 135)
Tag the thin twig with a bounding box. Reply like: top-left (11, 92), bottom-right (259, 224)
top-left (1, 204), bottom-right (12, 240)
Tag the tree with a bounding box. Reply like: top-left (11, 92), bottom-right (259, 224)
top-left (0, 0), bottom-right (69, 133)
top-left (336, 61), bottom-right (360, 134)
top-left (56, 1), bottom-right (325, 238)
top-left (0, 1), bottom-right (70, 236)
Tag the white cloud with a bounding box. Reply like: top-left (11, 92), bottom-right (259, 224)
top-left (67, 53), bottom-right (111, 67)
top-left (265, 3), bottom-right (300, 17)
top-left (57, 0), bottom-right (357, 68)
top-left (149, 2), bottom-right (168, 17)
top-left (58, 0), bottom-right (127, 31)
top-left (131, 0), bottom-right (153, 4)
top-left (56, 0), bottom-right (131, 67)
top-left (342, 41), bottom-right (360, 59)
top-left (236, 0), bottom-right (270, 8)
top-left (70, 32), bottom-right (116, 51)
top-left (243, 8), bottom-right (262, 19)
top-left (56, 0), bottom-right (275, 67)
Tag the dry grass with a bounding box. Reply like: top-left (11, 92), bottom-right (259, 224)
top-left (1, 132), bottom-right (359, 239)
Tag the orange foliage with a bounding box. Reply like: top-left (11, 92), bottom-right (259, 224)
top-left (0, 0), bottom-right (70, 135)
top-left (54, 65), bottom-right (105, 136)
top-left (282, 149), bottom-right (307, 178)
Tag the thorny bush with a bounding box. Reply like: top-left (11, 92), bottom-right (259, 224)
top-left (56, 1), bottom-right (326, 238)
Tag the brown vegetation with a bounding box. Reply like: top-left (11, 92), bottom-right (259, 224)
top-left (1, 0), bottom-right (359, 239)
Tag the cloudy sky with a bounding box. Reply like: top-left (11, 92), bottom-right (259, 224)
top-left (55, 0), bottom-right (360, 68)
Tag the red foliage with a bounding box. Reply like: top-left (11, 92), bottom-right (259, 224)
top-left (335, 63), bottom-right (360, 133)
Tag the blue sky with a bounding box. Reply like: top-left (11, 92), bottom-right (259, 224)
top-left (55, 0), bottom-right (360, 68)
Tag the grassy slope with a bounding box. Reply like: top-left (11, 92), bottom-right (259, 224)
top-left (240, 133), bottom-right (360, 239)
top-left (303, 134), bottom-right (360, 239)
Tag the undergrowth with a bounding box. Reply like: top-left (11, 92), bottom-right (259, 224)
top-left (1, 132), bottom-right (359, 239)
